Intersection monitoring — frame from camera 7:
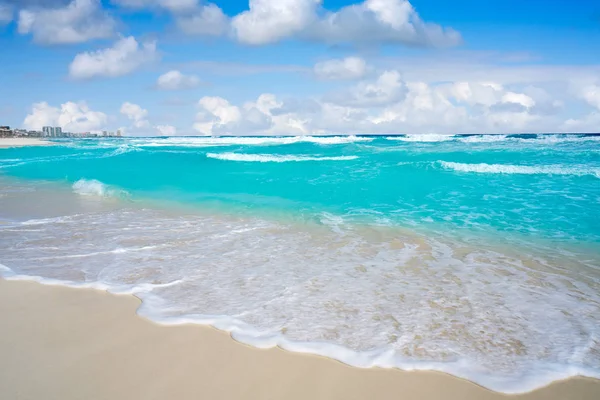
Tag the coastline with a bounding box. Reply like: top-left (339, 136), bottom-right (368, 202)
top-left (1, 278), bottom-right (599, 400)
top-left (0, 138), bottom-right (54, 148)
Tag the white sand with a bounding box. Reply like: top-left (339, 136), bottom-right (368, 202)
top-left (0, 138), bottom-right (54, 148)
top-left (0, 279), bottom-right (599, 400)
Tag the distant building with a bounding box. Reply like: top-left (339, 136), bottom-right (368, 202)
top-left (0, 126), bottom-right (12, 137)
top-left (42, 126), bottom-right (65, 137)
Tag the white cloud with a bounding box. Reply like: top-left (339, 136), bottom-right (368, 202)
top-left (581, 85), bottom-right (600, 110)
top-left (231, 0), bottom-right (319, 45)
top-left (230, 0), bottom-right (460, 46)
top-left (23, 101), bottom-right (107, 132)
top-left (314, 57), bottom-right (367, 80)
top-left (114, 0), bottom-right (227, 35)
top-left (563, 112), bottom-right (600, 133)
top-left (440, 81), bottom-right (504, 107)
top-left (326, 70), bottom-right (407, 107)
top-left (18, 0), bottom-right (115, 45)
top-left (120, 102), bottom-right (150, 128)
top-left (501, 92), bottom-right (535, 108)
top-left (175, 3), bottom-right (228, 36)
top-left (194, 96), bottom-right (242, 135)
top-left (307, 0), bottom-right (461, 47)
top-left (114, 0), bottom-right (459, 47)
top-left (156, 70), bottom-right (201, 90)
top-left (156, 125), bottom-right (177, 135)
top-left (69, 36), bottom-right (159, 80)
top-left (188, 72), bottom-right (574, 135)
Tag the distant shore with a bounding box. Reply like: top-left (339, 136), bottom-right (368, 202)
top-left (0, 279), bottom-right (599, 400)
top-left (0, 138), bottom-right (54, 148)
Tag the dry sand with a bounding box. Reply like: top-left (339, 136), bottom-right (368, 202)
top-left (0, 279), bottom-right (598, 400)
top-left (0, 138), bottom-right (54, 148)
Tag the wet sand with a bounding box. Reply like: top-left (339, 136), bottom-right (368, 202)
top-left (0, 279), bottom-right (599, 400)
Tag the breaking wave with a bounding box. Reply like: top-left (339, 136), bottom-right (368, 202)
top-left (136, 135), bottom-right (372, 147)
top-left (207, 153), bottom-right (359, 163)
top-left (438, 161), bottom-right (600, 178)
top-left (385, 134), bottom-right (600, 144)
top-left (72, 179), bottom-right (130, 197)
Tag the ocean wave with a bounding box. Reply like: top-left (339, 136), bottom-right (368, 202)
top-left (136, 135), bottom-right (372, 148)
top-left (1, 201), bottom-right (600, 394)
top-left (383, 134), bottom-right (600, 144)
top-left (207, 152), bottom-right (359, 163)
top-left (386, 134), bottom-right (455, 142)
top-left (101, 144), bottom-right (140, 157)
top-left (457, 135), bottom-right (510, 143)
top-left (72, 179), bottom-right (130, 197)
top-left (438, 161), bottom-right (600, 178)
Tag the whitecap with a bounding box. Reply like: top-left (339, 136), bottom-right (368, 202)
top-left (136, 136), bottom-right (372, 148)
top-left (386, 134), bottom-right (456, 142)
top-left (72, 179), bottom-right (129, 197)
top-left (207, 153), bottom-right (359, 163)
top-left (438, 161), bottom-right (600, 178)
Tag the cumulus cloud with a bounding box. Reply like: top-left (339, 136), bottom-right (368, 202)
top-left (194, 96), bottom-right (242, 135)
top-left (308, 0), bottom-right (461, 47)
top-left (189, 70), bottom-right (574, 135)
top-left (231, 0), bottom-right (319, 45)
top-left (325, 70), bottom-right (407, 107)
top-left (230, 0), bottom-right (460, 46)
top-left (17, 0), bottom-right (115, 45)
top-left (314, 57), bottom-right (367, 80)
top-left (113, 0), bottom-right (460, 47)
top-left (156, 70), bottom-right (201, 90)
top-left (581, 85), bottom-right (600, 110)
top-left (120, 102), bottom-right (150, 128)
top-left (113, 0), bottom-right (227, 35)
top-left (175, 3), bottom-right (228, 36)
top-left (69, 36), bottom-right (159, 80)
top-left (23, 101), bottom-right (107, 132)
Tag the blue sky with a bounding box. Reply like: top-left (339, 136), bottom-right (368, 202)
top-left (0, 0), bottom-right (599, 135)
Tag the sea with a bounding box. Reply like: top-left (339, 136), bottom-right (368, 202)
top-left (1, 134), bottom-right (599, 393)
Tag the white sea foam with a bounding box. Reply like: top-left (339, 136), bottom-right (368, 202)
top-left (438, 161), bottom-right (600, 178)
top-left (1, 205), bottom-right (600, 394)
top-left (136, 136), bottom-right (372, 148)
top-left (386, 134), bottom-right (455, 142)
top-left (383, 134), bottom-right (600, 144)
top-left (207, 152), bottom-right (359, 163)
top-left (457, 135), bottom-right (509, 143)
top-left (72, 179), bottom-right (129, 197)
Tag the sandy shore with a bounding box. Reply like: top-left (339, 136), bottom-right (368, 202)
top-left (0, 279), bottom-right (598, 400)
top-left (0, 138), bottom-right (53, 148)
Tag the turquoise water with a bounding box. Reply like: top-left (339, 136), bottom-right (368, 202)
top-left (1, 134), bottom-right (600, 392)
top-left (2, 135), bottom-right (599, 243)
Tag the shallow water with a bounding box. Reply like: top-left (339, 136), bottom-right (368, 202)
top-left (1, 134), bottom-right (599, 393)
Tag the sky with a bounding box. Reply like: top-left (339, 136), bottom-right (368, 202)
top-left (0, 0), bottom-right (599, 136)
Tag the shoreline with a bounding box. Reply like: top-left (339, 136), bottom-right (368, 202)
top-left (0, 138), bottom-right (54, 148)
top-left (1, 278), bottom-right (599, 400)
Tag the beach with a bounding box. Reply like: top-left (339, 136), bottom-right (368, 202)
top-left (1, 278), bottom-right (599, 400)
top-left (1, 135), bottom-right (600, 396)
top-left (0, 138), bottom-right (53, 148)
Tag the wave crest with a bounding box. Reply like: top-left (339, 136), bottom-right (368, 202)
top-left (438, 161), bottom-right (600, 178)
top-left (137, 135), bottom-right (372, 147)
top-left (207, 153), bottom-right (359, 163)
top-left (72, 179), bottom-right (129, 197)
